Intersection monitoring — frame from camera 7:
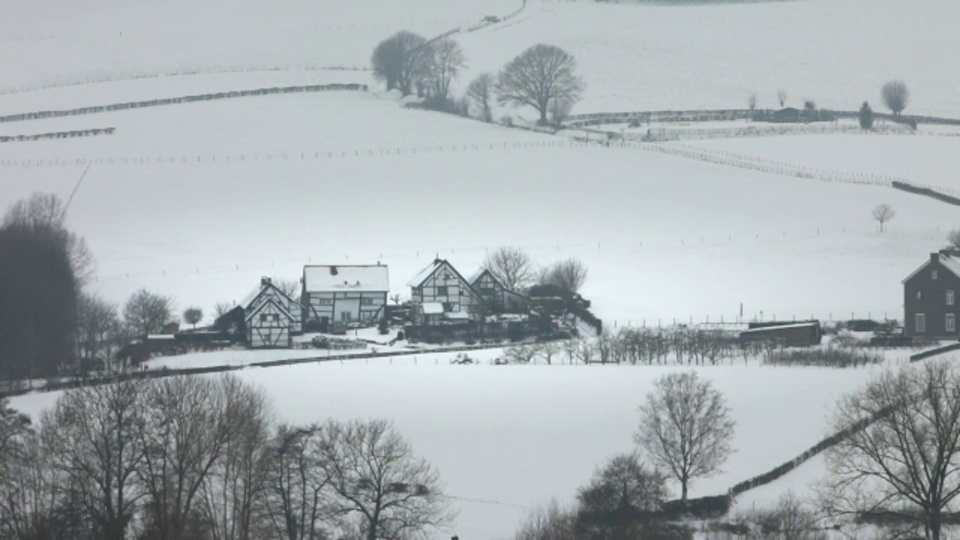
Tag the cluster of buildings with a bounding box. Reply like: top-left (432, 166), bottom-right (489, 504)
top-left (216, 258), bottom-right (598, 349)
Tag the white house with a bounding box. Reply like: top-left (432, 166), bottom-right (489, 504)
top-left (302, 264), bottom-right (390, 330)
top-left (407, 259), bottom-right (482, 325)
top-left (242, 277), bottom-right (301, 348)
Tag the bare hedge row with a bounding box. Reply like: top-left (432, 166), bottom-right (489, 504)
top-left (0, 83), bottom-right (369, 124)
top-left (564, 108), bottom-right (960, 129)
top-left (0, 127), bottom-right (115, 143)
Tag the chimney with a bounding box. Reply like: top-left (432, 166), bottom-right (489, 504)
top-left (261, 276), bottom-right (272, 286)
top-left (330, 266), bottom-right (338, 275)
top-left (934, 252), bottom-right (943, 263)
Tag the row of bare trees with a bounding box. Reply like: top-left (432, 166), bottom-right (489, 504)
top-left (372, 32), bottom-right (584, 125)
top-left (482, 246), bottom-right (588, 293)
top-left (504, 327), bottom-right (780, 366)
top-left (0, 376), bottom-right (450, 540)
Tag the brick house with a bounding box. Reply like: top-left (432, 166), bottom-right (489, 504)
top-left (903, 251), bottom-right (960, 339)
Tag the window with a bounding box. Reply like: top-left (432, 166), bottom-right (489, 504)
top-left (933, 270), bottom-right (939, 280)
top-left (260, 313), bottom-right (279, 323)
top-left (437, 286), bottom-right (449, 296)
top-left (361, 298), bottom-right (374, 305)
top-left (917, 291), bottom-right (923, 300)
top-left (916, 313), bottom-right (926, 333)
top-left (948, 314), bottom-right (956, 333)
top-left (340, 311), bottom-right (352, 322)
top-left (318, 298), bottom-right (333, 306)
top-left (949, 290), bottom-right (955, 306)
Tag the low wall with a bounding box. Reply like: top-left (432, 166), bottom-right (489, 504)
top-left (910, 342), bottom-right (960, 362)
top-left (0, 127), bottom-right (115, 143)
top-left (0, 83), bottom-right (368, 124)
top-left (892, 181), bottom-right (960, 207)
top-left (565, 108), bottom-right (960, 129)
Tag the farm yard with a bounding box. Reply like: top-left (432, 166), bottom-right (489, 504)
top-left (2, 0), bottom-right (960, 538)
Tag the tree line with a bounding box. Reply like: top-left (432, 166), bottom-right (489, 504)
top-left (0, 375), bottom-right (451, 540)
top-left (372, 32), bottom-right (585, 125)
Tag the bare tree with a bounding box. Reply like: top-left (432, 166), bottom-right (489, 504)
top-left (467, 72), bottom-right (495, 122)
top-left (514, 499), bottom-right (576, 540)
top-left (43, 379), bottom-right (145, 540)
top-left (261, 424), bottom-right (333, 540)
top-left (318, 419), bottom-right (452, 540)
top-left (137, 376), bottom-right (237, 540)
top-left (124, 288), bottom-right (174, 337)
top-left (778, 88), bottom-right (787, 108)
top-left (575, 452), bottom-right (669, 539)
top-left (948, 229), bottom-right (960, 249)
top-left (424, 38), bottom-right (466, 103)
top-left (77, 293), bottom-right (121, 366)
top-left (635, 371), bottom-right (735, 502)
top-left (756, 491), bottom-right (825, 540)
top-left (496, 44), bottom-right (585, 125)
top-left (183, 307), bottom-right (203, 330)
top-left (201, 376), bottom-right (274, 540)
top-left (272, 277), bottom-right (301, 302)
top-left (505, 344), bottom-right (539, 364)
top-left (0, 423), bottom-right (61, 539)
top-left (822, 361), bottom-right (960, 540)
top-left (371, 31), bottom-right (430, 96)
top-left (881, 80), bottom-right (910, 116)
top-left (748, 93), bottom-right (758, 115)
top-left (871, 203), bottom-right (896, 232)
top-left (484, 246), bottom-right (537, 291)
top-left (390, 293), bottom-right (403, 305)
top-left (542, 258), bottom-right (588, 293)
top-left (3, 192), bottom-right (95, 285)
top-left (537, 340), bottom-right (560, 365)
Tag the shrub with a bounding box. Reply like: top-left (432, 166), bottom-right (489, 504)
top-left (765, 348), bottom-right (882, 368)
top-left (661, 495), bottom-right (730, 520)
top-left (500, 115), bottom-right (514, 127)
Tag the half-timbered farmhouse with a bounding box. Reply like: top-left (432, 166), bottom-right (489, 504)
top-left (302, 264), bottom-right (389, 331)
top-left (242, 277), bottom-right (301, 348)
top-left (468, 268), bottom-right (529, 313)
top-left (903, 250), bottom-right (960, 339)
top-left (407, 259), bottom-right (482, 324)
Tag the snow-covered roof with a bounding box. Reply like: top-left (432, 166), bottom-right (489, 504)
top-left (244, 297), bottom-right (293, 322)
top-left (239, 278), bottom-right (296, 310)
top-left (422, 302), bottom-right (444, 315)
top-left (444, 311), bottom-right (470, 320)
top-left (741, 322), bottom-right (819, 333)
top-left (407, 260), bottom-right (444, 288)
top-left (304, 265), bottom-right (389, 293)
top-left (467, 268), bottom-right (487, 285)
top-left (902, 252), bottom-right (960, 284)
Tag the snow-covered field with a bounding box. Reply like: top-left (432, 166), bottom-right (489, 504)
top-left (3, 0), bottom-right (959, 536)
top-left (0, 92), bottom-right (958, 327)
top-left (10, 359), bottom-right (908, 539)
top-left (455, 0), bottom-right (960, 117)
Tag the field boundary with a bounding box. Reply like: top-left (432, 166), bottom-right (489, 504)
top-left (565, 108), bottom-right (960, 129)
top-left (0, 83), bottom-right (369, 124)
top-left (0, 127), bottom-right (115, 143)
top-left (909, 342), bottom-right (960, 362)
top-left (0, 342), bottom-right (503, 399)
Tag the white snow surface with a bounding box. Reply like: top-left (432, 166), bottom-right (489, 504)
top-left (10, 360), bottom-right (904, 540)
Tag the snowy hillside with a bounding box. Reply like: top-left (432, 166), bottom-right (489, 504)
top-left (9, 358), bottom-right (909, 540)
top-left (455, 0), bottom-right (960, 116)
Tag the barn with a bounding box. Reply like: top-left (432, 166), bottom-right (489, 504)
top-left (739, 321), bottom-right (822, 347)
top-left (242, 277), bottom-right (301, 349)
top-left (468, 268), bottom-right (529, 314)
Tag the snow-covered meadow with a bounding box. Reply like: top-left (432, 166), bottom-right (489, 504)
top-left (3, 0), bottom-right (959, 536)
top-left (10, 356), bottom-right (915, 539)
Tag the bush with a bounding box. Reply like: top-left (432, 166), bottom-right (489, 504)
top-left (891, 115), bottom-right (918, 129)
top-left (661, 495), bottom-right (730, 520)
top-left (500, 115), bottom-right (514, 127)
top-left (765, 348), bottom-right (882, 368)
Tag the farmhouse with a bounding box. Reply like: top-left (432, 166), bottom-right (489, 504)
top-left (468, 268), bottom-right (529, 313)
top-left (903, 251), bottom-right (960, 339)
top-left (242, 277), bottom-right (301, 348)
top-left (407, 259), bottom-right (482, 325)
top-left (301, 264), bottom-right (389, 331)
